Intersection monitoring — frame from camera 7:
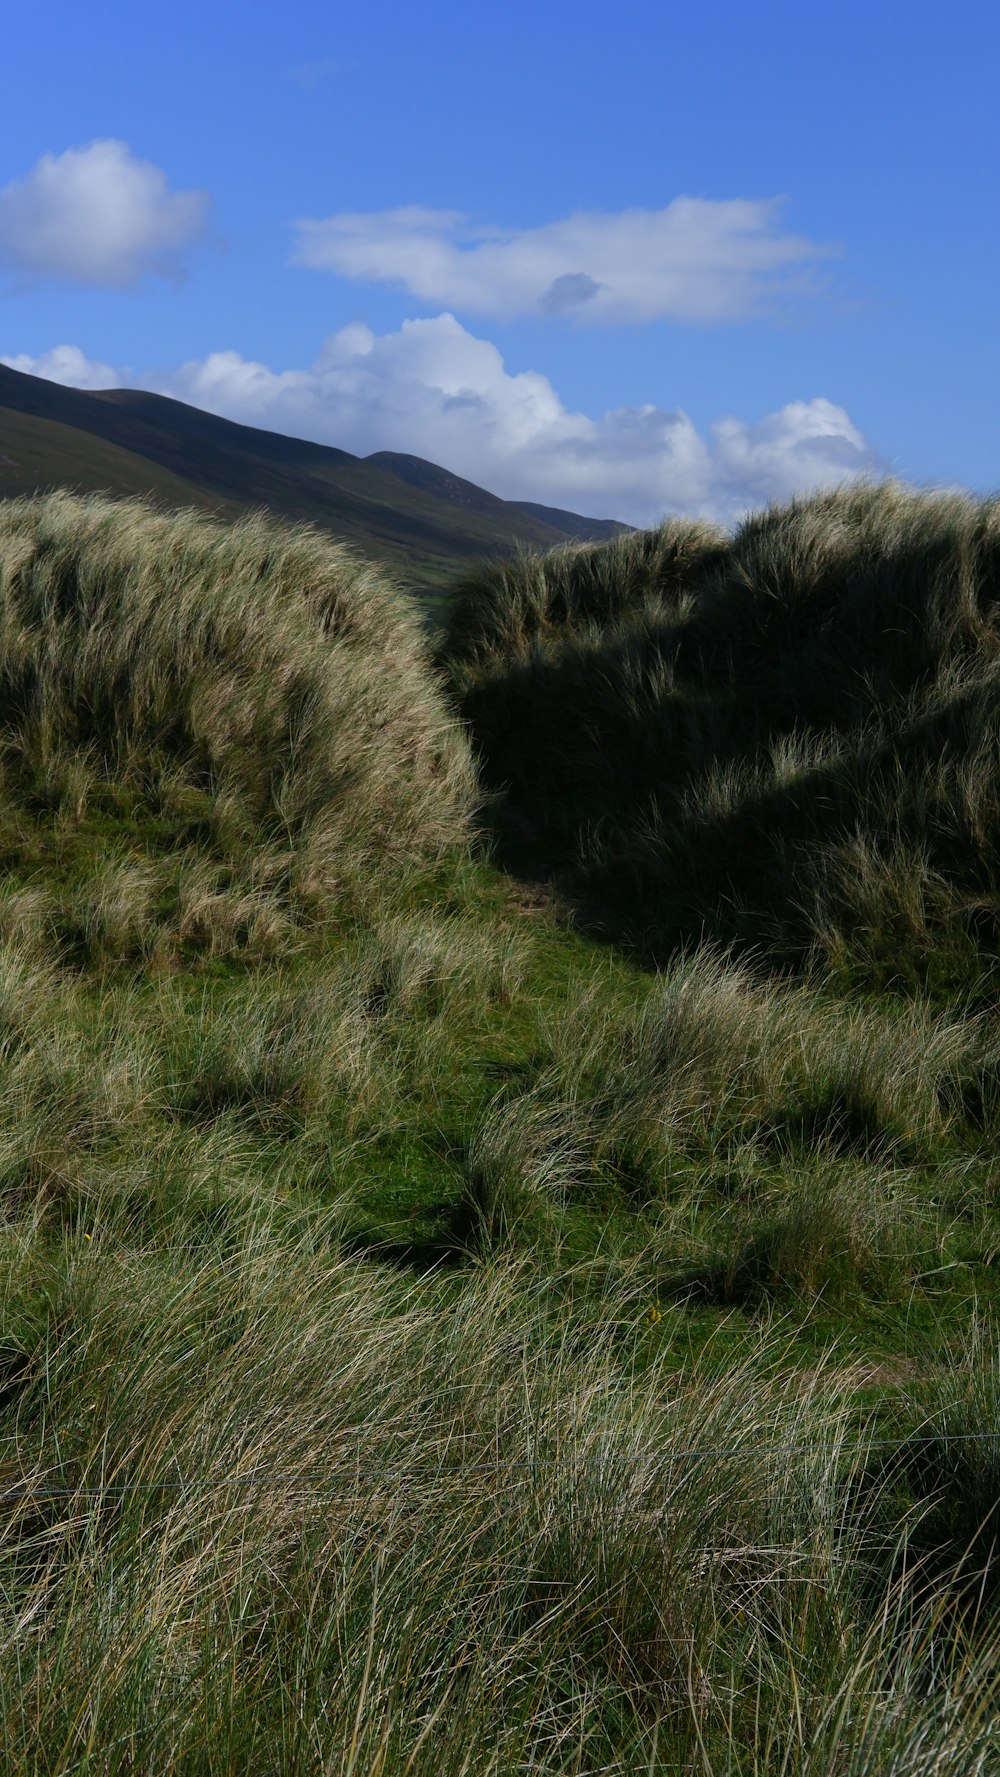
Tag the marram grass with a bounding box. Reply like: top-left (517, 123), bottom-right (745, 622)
top-left (0, 486), bottom-right (999, 1770)
top-left (0, 491), bottom-right (476, 916)
top-left (446, 477), bottom-right (1000, 989)
top-left (4, 1224), bottom-right (1000, 1777)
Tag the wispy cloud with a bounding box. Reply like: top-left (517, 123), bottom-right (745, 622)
top-left (5, 315), bottom-right (882, 528)
top-left (291, 198), bottom-right (839, 325)
top-left (0, 141), bottom-right (210, 288)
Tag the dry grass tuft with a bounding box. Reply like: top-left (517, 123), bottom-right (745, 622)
top-left (0, 492), bottom-right (476, 916)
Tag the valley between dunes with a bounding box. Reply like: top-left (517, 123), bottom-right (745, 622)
top-left (2, 481), bottom-right (1000, 1773)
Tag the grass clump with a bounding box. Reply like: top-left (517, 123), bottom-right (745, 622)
top-left (445, 516), bottom-right (729, 667)
top-left (2, 1229), bottom-right (1000, 1775)
top-left (2, 485), bottom-right (1000, 1769)
top-left (0, 491), bottom-right (476, 932)
top-left (445, 479), bottom-right (1000, 991)
top-left (540, 947), bottom-right (982, 1188)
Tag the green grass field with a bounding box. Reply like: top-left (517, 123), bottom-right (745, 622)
top-left (2, 486), bottom-right (1000, 1773)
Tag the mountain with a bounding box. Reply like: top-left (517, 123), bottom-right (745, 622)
top-left (366, 451), bottom-right (630, 544)
top-left (0, 365), bottom-right (630, 595)
top-left (505, 499), bottom-right (630, 544)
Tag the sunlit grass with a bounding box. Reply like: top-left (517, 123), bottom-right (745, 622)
top-left (1, 485), bottom-right (1000, 1769)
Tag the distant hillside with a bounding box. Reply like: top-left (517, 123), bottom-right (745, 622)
top-left (0, 365), bottom-right (628, 594)
top-left (0, 402), bottom-right (247, 522)
top-left (367, 450), bottom-right (630, 543)
top-left (507, 500), bottom-right (630, 543)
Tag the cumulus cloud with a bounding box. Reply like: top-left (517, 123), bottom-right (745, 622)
top-left (0, 141), bottom-right (209, 287)
top-left (1, 344), bottom-right (125, 390)
top-left (291, 198), bottom-right (838, 324)
top-left (5, 316), bottom-right (882, 528)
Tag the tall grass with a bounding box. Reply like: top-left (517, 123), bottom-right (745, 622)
top-left (1, 485), bottom-right (1000, 1769)
top-left (446, 479), bottom-right (1000, 986)
top-left (445, 516), bottom-right (729, 667)
top-left (0, 492), bottom-right (476, 920)
top-left (2, 1219), bottom-right (1000, 1774)
top-left (455, 944), bottom-right (992, 1308)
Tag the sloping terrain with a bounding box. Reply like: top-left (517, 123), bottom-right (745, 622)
top-left (1, 485), bottom-right (1000, 1772)
top-left (367, 448), bottom-right (630, 542)
top-left (0, 404), bottom-right (249, 519)
top-left (0, 363), bottom-right (622, 594)
top-left (446, 480), bottom-right (1000, 990)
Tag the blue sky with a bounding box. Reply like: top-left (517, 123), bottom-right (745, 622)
top-left (1, 0), bottom-right (996, 525)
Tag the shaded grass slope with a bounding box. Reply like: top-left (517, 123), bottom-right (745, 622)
top-left (445, 479), bottom-right (1000, 992)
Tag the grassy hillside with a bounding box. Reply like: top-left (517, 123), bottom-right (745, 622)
top-left (446, 480), bottom-right (1000, 992)
top-left (0, 364), bottom-right (617, 597)
top-left (368, 449), bottom-right (631, 543)
top-left (1, 486), bottom-right (1000, 1772)
top-left (0, 405), bottom-right (253, 521)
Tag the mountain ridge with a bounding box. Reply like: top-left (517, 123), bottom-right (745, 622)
top-left (366, 449), bottom-right (629, 544)
top-left (0, 364), bottom-right (631, 593)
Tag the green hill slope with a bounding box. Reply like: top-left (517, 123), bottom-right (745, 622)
top-left (0, 364), bottom-right (616, 593)
top-left (0, 403), bottom-right (250, 519)
top-left (366, 448), bottom-right (630, 542)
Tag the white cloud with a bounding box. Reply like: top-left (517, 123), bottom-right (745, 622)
top-left (0, 141), bottom-right (209, 287)
top-left (291, 198), bottom-right (838, 325)
top-left (1, 344), bottom-right (124, 390)
top-left (4, 317), bottom-right (882, 528)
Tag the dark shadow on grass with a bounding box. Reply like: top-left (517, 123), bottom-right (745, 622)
top-left (341, 1198), bottom-right (477, 1273)
top-left (0, 1341), bottom-right (32, 1414)
top-left (763, 1094), bottom-right (910, 1160)
top-left (457, 600), bottom-right (1000, 989)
